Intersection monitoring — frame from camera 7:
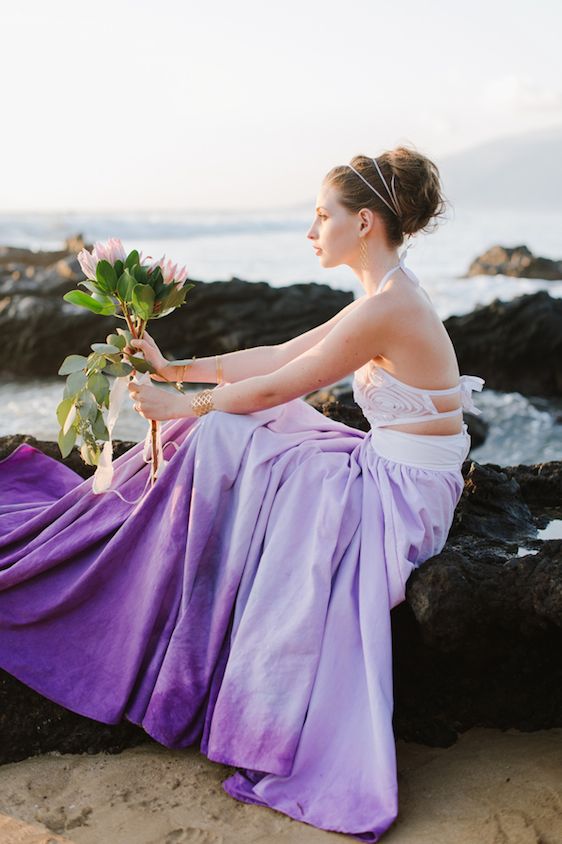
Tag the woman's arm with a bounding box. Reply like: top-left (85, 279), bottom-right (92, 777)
top-left (198, 293), bottom-right (391, 415)
top-left (129, 295), bottom-right (391, 421)
top-left (159, 294), bottom-right (366, 384)
top-left (160, 345), bottom-right (279, 385)
top-left (274, 293), bottom-right (366, 368)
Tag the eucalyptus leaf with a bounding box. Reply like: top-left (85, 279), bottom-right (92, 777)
top-left (106, 333), bottom-right (126, 350)
top-left (116, 327), bottom-right (133, 345)
top-left (56, 396), bottom-right (75, 428)
top-left (58, 426), bottom-right (77, 459)
top-left (91, 342), bottom-right (121, 355)
top-left (64, 369), bottom-right (88, 398)
top-left (78, 390), bottom-right (99, 424)
top-left (127, 355), bottom-right (156, 374)
top-left (80, 441), bottom-right (100, 466)
top-left (87, 372), bottom-right (110, 404)
top-left (103, 361), bottom-right (133, 377)
top-left (92, 410), bottom-right (110, 441)
top-left (58, 354), bottom-right (88, 375)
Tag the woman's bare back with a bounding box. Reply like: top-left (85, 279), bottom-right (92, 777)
top-left (367, 270), bottom-right (464, 435)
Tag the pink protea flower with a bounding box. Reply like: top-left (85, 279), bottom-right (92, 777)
top-left (150, 254), bottom-right (189, 289)
top-left (139, 250), bottom-right (156, 268)
top-left (77, 237), bottom-right (127, 279)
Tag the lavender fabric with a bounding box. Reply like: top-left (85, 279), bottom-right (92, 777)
top-left (0, 394), bottom-right (466, 841)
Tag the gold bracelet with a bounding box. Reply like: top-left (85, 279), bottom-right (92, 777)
top-left (216, 354), bottom-right (223, 385)
top-left (191, 388), bottom-right (215, 416)
top-left (176, 355), bottom-right (196, 392)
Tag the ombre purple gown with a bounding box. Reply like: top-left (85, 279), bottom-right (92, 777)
top-left (0, 360), bottom-right (482, 841)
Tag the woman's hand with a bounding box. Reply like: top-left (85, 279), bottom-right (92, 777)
top-left (128, 381), bottom-right (192, 421)
top-left (123, 330), bottom-right (170, 382)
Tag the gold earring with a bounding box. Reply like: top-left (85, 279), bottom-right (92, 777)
top-left (359, 236), bottom-right (369, 272)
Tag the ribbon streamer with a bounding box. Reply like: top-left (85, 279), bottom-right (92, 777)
top-left (92, 361), bottom-right (163, 494)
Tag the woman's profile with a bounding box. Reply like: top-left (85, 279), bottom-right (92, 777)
top-left (0, 146), bottom-right (484, 842)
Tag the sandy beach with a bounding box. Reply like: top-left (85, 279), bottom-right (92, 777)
top-left (0, 726), bottom-right (560, 843)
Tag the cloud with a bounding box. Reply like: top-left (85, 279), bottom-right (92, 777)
top-left (482, 74), bottom-right (562, 112)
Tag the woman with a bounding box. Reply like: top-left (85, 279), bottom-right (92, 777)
top-left (0, 147), bottom-right (484, 842)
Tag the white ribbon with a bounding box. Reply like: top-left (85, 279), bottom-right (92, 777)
top-left (90, 352), bottom-right (180, 498)
top-left (92, 372), bottom-right (131, 494)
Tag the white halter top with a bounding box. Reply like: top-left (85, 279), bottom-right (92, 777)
top-left (352, 245), bottom-right (485, 430)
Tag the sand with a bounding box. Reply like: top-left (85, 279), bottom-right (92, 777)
top-left (0, 726), bottom-right (560, 844)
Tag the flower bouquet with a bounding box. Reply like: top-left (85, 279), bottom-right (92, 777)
top-left (57, 237), bottom-right (195, 492)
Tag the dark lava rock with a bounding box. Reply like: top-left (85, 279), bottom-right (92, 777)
top-left (444, 290), bottom-right (562, 396)
top-left (0, 274), bottom-right (352, 378)
top-left (466, 244), bottom-right (562, 280)
top-left (0, 420), bottom-right (560, 760)
top-left (394, 457), bottom-right (562, 746)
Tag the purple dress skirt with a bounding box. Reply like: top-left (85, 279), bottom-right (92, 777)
top-left (0, 395), bottom-right (469, 841)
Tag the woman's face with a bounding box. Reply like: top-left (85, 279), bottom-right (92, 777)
top-left (306, 183), bottom-right (358, 269)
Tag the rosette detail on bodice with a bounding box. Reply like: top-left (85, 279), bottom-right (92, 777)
top-left (352, 364), bottom-right (485, 430)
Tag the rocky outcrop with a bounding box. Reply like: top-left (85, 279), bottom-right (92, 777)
top-left (2, 241), bottom-right (561, 407)
top-left (444, 290), bottom-right (562, 396)
top-left (394, 457), bottom-right (562, 746)
top-left (0, 423), bottom-right (560, 762)
top-left (466, 244), bottom-right (562, 280)
top-left (0, 243), bottom-right (353, 377)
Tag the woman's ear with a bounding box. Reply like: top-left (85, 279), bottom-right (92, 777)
top-left (359, 208), bottom-right (372, 234)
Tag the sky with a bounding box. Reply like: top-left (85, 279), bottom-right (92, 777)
top-left (1, 0), bottom-right (561, 212)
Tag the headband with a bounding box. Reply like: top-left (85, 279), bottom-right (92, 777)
top-left (347, 157), bottom-right (401, 218)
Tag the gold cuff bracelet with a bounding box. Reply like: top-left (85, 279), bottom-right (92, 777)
top-left (191, 388), bottom-right (215, 416)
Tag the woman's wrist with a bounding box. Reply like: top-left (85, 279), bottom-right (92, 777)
top-left (175, 388), bottom-right (216, 419)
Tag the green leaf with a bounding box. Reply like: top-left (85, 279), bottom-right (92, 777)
top-left (114, 259), bottom-right (124, 278)
top-left (131, 284), bottom-right (155, 320)
top-left (116, 327), bottom-right (133, 345)
top-left (87, 372), bottom-right (110, 404)
top-left (103, 361), bottom-right (133, 377)
top-left (58, 354), bottom-right (88, 375)
top-left (127, 355), bottom-right (156, 374)
top-left (117, 268), bottom-right (136, 302)
top-left (91, 342), bottom-right (121, 355)
top-left (131, 264), bottom-right (148, 285)
top-left (78, 280), bottom-right (101, 294)
top-left (56, 396), bottom-right (75, 428)
top-left (95, 259), bottom-right (118, 293)
top-left (63, 290), bottom-right (115, 316)
top-left (80, 441), bottom-right (100, 466)
top-left (149, 265), bottom-right (163, 285)
top-left (125, 249), bottom-right (140, 270)
top-left (92, 410), bottom-right (110, 441)
top-left (168, 358), bottom-right (197, 367)
top-left (78, 390), bottom-right (99, 424)
top-left (64, 369), bottom-right (88, 398)
top-left (91, 291), bottom-right (117, 316)
top-left (58, 426), bottom-right (77, 459)
top-left (106, 333), bottom-right (126, 350)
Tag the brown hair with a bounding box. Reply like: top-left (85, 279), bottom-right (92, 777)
top-left (324, 144), bottom-right (449, 248)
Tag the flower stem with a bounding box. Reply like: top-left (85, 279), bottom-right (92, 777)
top-left (119, 308), bottom-right (159, 487)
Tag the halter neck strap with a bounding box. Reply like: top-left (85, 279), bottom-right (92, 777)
top-left (375, 240), bottom-right (419, 293)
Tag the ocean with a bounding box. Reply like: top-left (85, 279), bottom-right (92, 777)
top-left (1, 203), bottom-right (561, 466)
